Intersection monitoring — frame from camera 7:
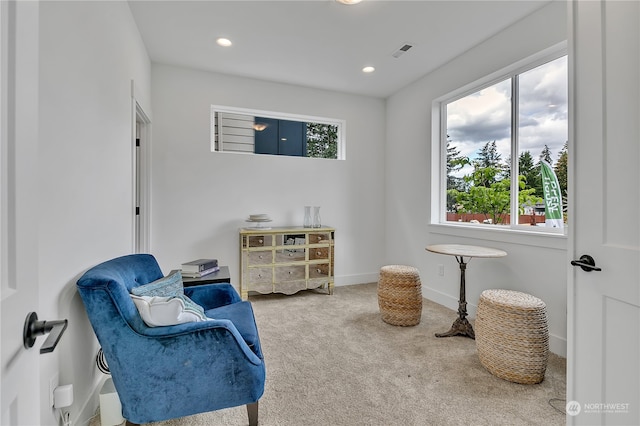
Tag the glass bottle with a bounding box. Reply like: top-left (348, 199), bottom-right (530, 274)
top-left (312, 206), bottom-right (321, 228)
top-left (303, 206), bottom-right (312, 228)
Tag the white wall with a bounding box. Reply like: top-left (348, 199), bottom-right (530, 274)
top-left (150, 64), bottom-right (386, 286)
top-left (385, 1), bottom-right (568, 355)
top-left (38, 2), bottom-right (150, 425)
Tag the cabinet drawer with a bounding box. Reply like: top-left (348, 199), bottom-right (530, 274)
top-left (309, 263), bottom-right (331, 279)
top-left (309, 247), bottom-right (329, 260)
top-left (248, 251), bottom-right (272, 265)
top-left (248, 267), bottom-right (272, 284)
top-left (275, 265), bottom-right (305, 282)
top-left (246, 235), bottom-right (272, 247)
top-left (275, 249), bottom-right (306, 263)
top-left (308, 233), bottom-right (332, 244)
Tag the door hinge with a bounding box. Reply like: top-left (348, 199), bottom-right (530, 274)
top-left (136, 138), bottom-right (140, 147)
top-left (135, 207), bottom-right (140, 216)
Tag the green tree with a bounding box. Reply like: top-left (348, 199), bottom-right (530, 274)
top-left (446, 139), bottom-right (468, 211)
top-left (554, 141), bottom-right (568, 199)
top-left (448, 169), bottom-right (541, 225)
top-left (473, 140), bottom-right (506, 187)
top-left (306, 123), bottom-right (338, 159)
top-left (477, 140), bottom-right (501, 167)
top-left (447, 140), bottom-right (541, 224)
top-left (519, 151), bottom-right (537, 190)
top-left (539, 144), bottom-right (553, 166)
top-left (446, 139), bottom-right (466, 185)
top-left (528, 144), bottom-right (555, 200)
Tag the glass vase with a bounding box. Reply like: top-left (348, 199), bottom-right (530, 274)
top-left (312, 206), bottom-right (321, 228)
top-left (303, 206), bottom-right (312, 228)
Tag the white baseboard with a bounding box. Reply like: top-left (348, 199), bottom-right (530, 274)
top-left (74, 376), bottom-right (107, 426)
top-left (548, 334), bottom-right (567, 358)
top-left (423, 286), bottom-right (460, 312)
top-left (334, 273), bottom-right (378, 287)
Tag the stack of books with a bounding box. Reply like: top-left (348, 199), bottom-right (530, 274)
top-left (180, 258), bottom-right (219, 278)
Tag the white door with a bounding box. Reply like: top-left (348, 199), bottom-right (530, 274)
top-left (568, 0), bottom-right (640, 425)
top-left (0, 1), bottom-right (41, 425)
top-left (132, 96), bottom-right (150, 254)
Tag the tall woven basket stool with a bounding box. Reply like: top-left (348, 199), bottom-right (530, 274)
top-left (475, 289), bottom-right (549, 384)
top-left (377, 265), bottom-right (422, 326)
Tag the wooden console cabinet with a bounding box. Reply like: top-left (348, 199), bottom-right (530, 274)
top-left (239, 226), bottom-right (335, 299)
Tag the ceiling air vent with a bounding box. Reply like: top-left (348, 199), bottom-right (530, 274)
top-left (392, 43), bottom-right (413, 59)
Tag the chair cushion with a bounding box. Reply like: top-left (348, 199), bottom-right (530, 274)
top-left (131, 295), bottom-right (208, 327)
top-left (131, 270), bottom-right (207, 324)
top-left (131, 269), bottom-right (183, 297)
top-left (205, 301), bottom-right (260, 353)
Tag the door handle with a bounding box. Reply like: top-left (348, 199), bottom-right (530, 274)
top-left (23, 312), bottom-right (68, 354)
top-left (570, 254), bottom-right (602, 272)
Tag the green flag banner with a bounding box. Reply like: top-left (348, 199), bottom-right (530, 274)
top-left (540, 160), bottom-right (564, 228)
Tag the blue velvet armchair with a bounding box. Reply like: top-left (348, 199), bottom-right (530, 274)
top-left (76, 254), bottom-right (265, 425)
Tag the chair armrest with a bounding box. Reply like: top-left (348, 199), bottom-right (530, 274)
top-left (134, 318), bottom-right (263, 365)
top-left (184, 283), bottom-right (241, 309)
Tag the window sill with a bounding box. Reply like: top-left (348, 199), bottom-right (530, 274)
top-left (428, 223), bottom-right (568, 250)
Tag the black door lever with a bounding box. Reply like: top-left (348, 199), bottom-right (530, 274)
top-left (23, 312), bottom-right (68, 354)
top-left (570, 254), bottom-right (602, 272)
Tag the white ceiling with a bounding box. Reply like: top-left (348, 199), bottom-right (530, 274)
top-left (128, 0), bottom-right (551, 98)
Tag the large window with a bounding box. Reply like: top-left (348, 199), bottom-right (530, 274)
top-left (440, 53), bottom-right (567, 233)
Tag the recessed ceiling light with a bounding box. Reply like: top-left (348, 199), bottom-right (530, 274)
top-left (336, 0), bottom-right (362, 4)
top-left (216, 38), bottom-right (232, 47)
top-left (362, 66), bottom-right (375, 73)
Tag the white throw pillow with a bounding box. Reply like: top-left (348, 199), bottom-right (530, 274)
top-left (131, 295), bottom-right (207, 327)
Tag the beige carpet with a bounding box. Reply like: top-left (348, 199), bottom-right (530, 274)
top-left (93, 283), bottom-right (566, 426)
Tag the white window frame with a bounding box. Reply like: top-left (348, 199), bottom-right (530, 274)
top-left (210, 105), bottom-right (346, 160)
top-left (431, 42), bottom-right (568, 238)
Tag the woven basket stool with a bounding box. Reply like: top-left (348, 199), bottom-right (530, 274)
top-left (475, 289), bottom-right (549, 384)
top-left (377, 265), bottom-right (422, 326)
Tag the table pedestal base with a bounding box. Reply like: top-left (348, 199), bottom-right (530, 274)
top-left (426, 244), bottom-right (507, 341)
top-left (435, 316), bottom-right (475, 339)
top-left (435, 255), bottom-right (476, 339)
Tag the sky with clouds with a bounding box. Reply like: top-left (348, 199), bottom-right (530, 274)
top-left (447, 55), bottom-right (568, 177)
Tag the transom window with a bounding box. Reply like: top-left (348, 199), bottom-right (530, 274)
top-left (211, 105), bottom-right (345, 160)
top-left (437, 51), bottom-right (567, 234)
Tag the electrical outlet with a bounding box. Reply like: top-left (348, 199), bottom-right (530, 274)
top-left (438, 264), bottom-right (445, 276)
top-left (49, 373), bottom-right (59, 407)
